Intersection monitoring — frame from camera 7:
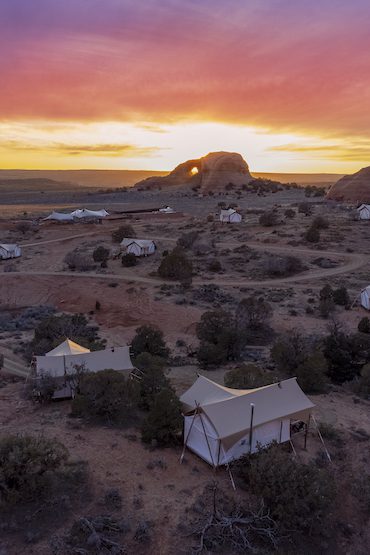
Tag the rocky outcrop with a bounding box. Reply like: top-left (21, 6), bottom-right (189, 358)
top-left (327, 166), bottom-right (370, 202)
top-left (135, 151), bottom-right (252, 193)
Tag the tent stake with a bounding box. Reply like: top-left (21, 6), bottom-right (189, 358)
top-left (226, 464), bottom-right (236, 491)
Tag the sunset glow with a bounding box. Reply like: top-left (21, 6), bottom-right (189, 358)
top-left (1, 0), bottom-right (370, 172)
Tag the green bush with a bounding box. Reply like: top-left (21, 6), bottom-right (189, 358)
top-left (319, 284), bottom-right (333, 300)
top-left (224, 364), bottom-right (273, 389)
top-left (177, 231), bottom-right (199, 249)
top-left (0, 435), bottom-right (68, 505)
top-left (236, 444), bottom-right (336, 534)
top-left (197, 342), bottom-right (228, 369)
top-left (71, 370), bottom-right (139, 425)
top-left (93, 246), bottom-right (109, 263)
top-left (208, 259), bottom-right (222, 272)
top-left (355, 363), bottom-right (370, 397)
top-left (323, 326), bottom-right (370, 384)
top-left (358, 317), bottom-right (370, 334)
top-left (131, 325), bottom-right (170, 359)
top-left (235, 296), bottom-right (272, 330)
top-left (333, 286), bottom-right (350, 307)
top-left (271, 331), bottom-right (310, 374)
top-left (305, 225), bottom-right (320, 243)
top-left (134, 352), bottom-right (170, 409)
top-left (141, 388), bottom-right (182, 446)
top-left (112, 225), bottom-right (136, 243)
top-left (158, 247), bottom-right (193, 282)
top-left (196, 310), bottom-right (241, 368)
top-left (319, 297), bottom-right (335, 318)
top-left (284, 208), bottom-right (295, 219)
top-left (121, 253), bottom-right (137, 267)
top-left (295, 351), bottom-right (328, 393)
top-left (312, 216), bottom-right (329, 230)
top-left (259, 211), bottom-right (279, 227)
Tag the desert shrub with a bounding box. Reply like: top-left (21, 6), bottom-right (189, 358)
top-left (158, 247), bottom-right (193, 282)
top-left (319, 284), bottom-right (333, 300)
top-left (235, 444), bottom-right (336, 534)
top-left (134, 352), bottom-right (170, 409)
top-left (235, 296), bottom-right (272, 330)
top-left (111, 224), bottom-right (136, 243)
top-left (259, 211), bottom-right (279, 227)
top-left (71, 370), bottom-right (139, 425)
top-left (224, 364), bottom-right (273, 389)
top-left (298, 202), bottom-right (313, 216)
top-left (295, 351), bottom-right (328, 393)
top-left (352, 473), bottom-right (370, 513)
top-left (0, 435), bottom-right (68, 505)
top-left (177, 231), bottom-right (199, 249)
top-left (323, 325), bottom-right (370, 383)
top-left (207, 214), bottom-right (214, 222)
top-left (284, 208), bottom-right (296, 219)
top-left (26, 313), bottom-right (105, 359)
top-left (131, 325), bottom-right (170, 360)
top-left (92, 245), bottom-right (109, 264)
top-left (16, 221), bottom-right (31, 234)
top-left (141, 388), bottom-right (182, 446)
top-left (64, 250), bottom-right (93, 271)
top-left (305, 225), bottom-right (320, 243)
top-left (0, 353), bottom-right (3, 369)
top-left (319, 297), bottom-right (335, 318)
top-left (271, 331), bottom-right (312, 375)
top-left (358, 317), bottom-right (370, 334)
top-left (312, 216), bottom-right (329, 230)
top-left (121, 253), bottom-right (137, 267)
top-left (333, 286), bottom-right (350, 307)
top-left (263, 254), bottom-right (303, 277)
top-left (196, 310), bottom-right (241, 368)
top-left (354, 363), bottom-right (370, 397)
top-left (208, 259), bottom-right (222, 272)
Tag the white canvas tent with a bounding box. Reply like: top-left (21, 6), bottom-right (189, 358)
top-left (159, 206), bottom-right (175, 213)
top-left (357, 205), bottom-right (370, 220)
top-left (0, 244), bottom-right (21, 259)
top-left (219, 209), bottom-right (242, 223)
top-left (360, 286), bottom-right (370, 310)
top-left (71, 209), bottom-right (109, 219)
top-left (43, 211), bottom-right (74, 222)
top-left (180, 376), bottom-right (314, 466)
top-left (34, 338), bottom-right (134, 398)
top-left (120, 238), bottom-right (156, 257)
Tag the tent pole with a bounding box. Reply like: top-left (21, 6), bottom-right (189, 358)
top-left (226, 464), bottom-right (236, 491)
top-left (304, 414), bottom-right (311, 450)
top-left (180, 404), bottom-right (198, 463)
top-left (249, 403), bottom-right (255, 453)
top-left (279, 420), bottom-right (283, 444)
top-left (198, 408), bottom-right (216, 468)
top-left (311, 415), bottom-right (332, 462)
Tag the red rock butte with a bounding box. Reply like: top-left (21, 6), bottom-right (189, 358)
top-left (134, 151), bottom-right (253, 193)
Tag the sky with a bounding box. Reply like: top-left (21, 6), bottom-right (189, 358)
top-left (0, 0), bottom-right (370, 173)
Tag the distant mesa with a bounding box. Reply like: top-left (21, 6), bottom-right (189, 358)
top-left (134, 151), bottom-right (253, 192)
top-left (327, 166), bottom-right (370, 202)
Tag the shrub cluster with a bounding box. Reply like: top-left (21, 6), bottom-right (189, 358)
top-left (158, 247), bottom-right (193, 282)
top-left (111, 224), bottom-right (136, 243)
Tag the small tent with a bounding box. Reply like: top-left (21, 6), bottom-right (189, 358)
top-left (120, 238), bottom-right (156, 257)
top-left (360, 286), bottom-right (370, 310)
top-left (159, 206), bottom-right (175, 214)
top-left (180, 376), bottom-right (314, 466)
top-left (219, 208), bottom-right (242, 223)
top-left (357, 205), bottom-right (370, 220)
top-left (43, 211), bottom-right (74, 222)
top-left (71, 209), bottom-right (109, 219)
top-left (0, 244), bottom-right (21, 259)
top-left (34, 338), bottom-right (134, 398)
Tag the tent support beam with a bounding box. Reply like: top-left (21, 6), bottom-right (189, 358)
top-left (198, 408), bottom-right (216, 468)
top-left (311, 414), bottom-right (332, 462)
top-left (304, 415), bottom-right (311, 450)
top-left (226, 464), bottom-right (236, 491)
top-left (180, 406), bottom-right (198, 464)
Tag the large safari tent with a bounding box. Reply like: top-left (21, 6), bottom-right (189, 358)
top-left (180, 376), bottom-right (314, 466)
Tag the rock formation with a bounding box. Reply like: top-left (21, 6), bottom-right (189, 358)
top-left (135, 151), bottom-right (252, 193)
top-left (327, 166), bottom-right (370, 202)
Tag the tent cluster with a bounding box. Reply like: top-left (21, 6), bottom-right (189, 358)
top-left (357, 204), bottom-right (370, 220)
top-left (44, 209), bottom-right (109, 222)
top-left (120, 238), bottom-right (156, 257)
top-left (33, 338), bottom-right (134, 399)
top-left (180, 376), bottom-right (314, 466)
top-left (219, 208), bottom-right (242, 223)
top-left (0, 244), bottom-right (21, 260)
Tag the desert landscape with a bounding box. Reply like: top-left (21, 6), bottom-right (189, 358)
top-left (1, 153), bottom-right (370, 554)
top-left (1, 1), bottom-right (370, 554)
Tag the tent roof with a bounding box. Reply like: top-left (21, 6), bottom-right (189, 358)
top-left (0, 244), bottom-right (19, 251)
top-left (43, 211), bottom-right (74, 221)
top-left (361, 286), bottom-right (370, 295)
top-left (220, 208), bottom-right (238, 216)
top-left (120, 238), bottom-right (155, 248)
top-left (181, 376), bottom-right (314, 440)
top-left (71, 208), bottom-right (109, 218)
top-left (46, 338), bottom-right (91, 357)
top-left (358, 204), bottom-right (370, 211)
